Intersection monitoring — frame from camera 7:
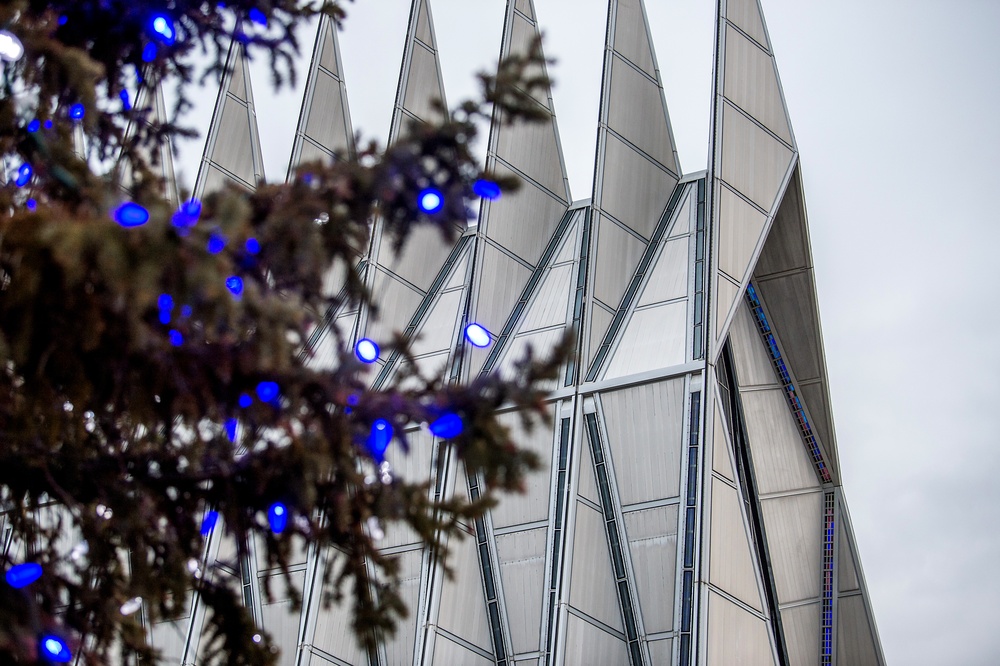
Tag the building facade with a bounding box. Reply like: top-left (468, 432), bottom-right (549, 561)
top-left (154, 0), bottom-right (885, 664)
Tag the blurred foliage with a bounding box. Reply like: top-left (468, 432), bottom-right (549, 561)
top-left (0, 1), bottom-right (568, 663)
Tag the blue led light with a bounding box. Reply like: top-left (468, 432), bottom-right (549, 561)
top-left (367, 419), bottom-right (393, 461)
top-left (58, 15), bottom-right (67, 26)
top-left (245, 238), bottom-right (260, 255)
top-left (119, 90), bottom-right (131, 111)
top-left (113, 202), bottom-right (149, 227)
top-left (464, 323), bottom-right (491, 348)
top-left (5, 562), bottom-right (42, 588)
top-left (200, 510), bottom-right (219, 535)
top-left (256, 381), bottom-right (279, 403)
top-left (430, 412), bottom-right (464, 439)
top-left (224, 418), bottom-right (238, 442)
top-left (355, 338), bottom-right (379, 364)
top-left (168, 329), bottom-right (183, 346)
top-left (44, 120), bottom-right (53, 130)
top-left (268, 503), bottom-right (288, 533)
top-left (225, 276), bottom-right (243, 296)
top-left (27, 119), bottom-right (40, 133)
top-left (15, 163), bottom-right (32, 187)
top-left (172, 199), bottom-right (201, 228)
top-left (207, 235), bottom-right (225, 254)
top-left (39, 635), bottom-right (72, 663)
top-left (473, 179), bottom-right (501, 200)
top-left (158, 293), bottom-right (173, 312)
top-left (417, 188), bottom-right (444, 214)
top-left (180, 305), bottom-right (192, 318)
top-left (248, 8), bottom-right (268, 26)
top-left (142, 42), bottom-right (158, 62)
top-left (238, 393), bottom-right (252, 408)
top-left (150, 15), bottom-right (176, 45)
top-left (68, 103), bottom-right (84, 120)
top-left (159, 310), bottom-right (171, 325)
top-left (26, 198), bottom-right (36, 210)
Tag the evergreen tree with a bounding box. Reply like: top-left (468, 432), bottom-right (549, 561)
top-left (0, 2), bottom-right (564, 663)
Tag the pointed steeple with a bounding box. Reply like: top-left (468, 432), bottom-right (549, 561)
top-left (117, 81), bottom-right (178, 205)
top-left (287, 14), bottom-right (354, 178)
top-left (389, 0), bottom-right (448, 142)
top-left (194, 40), bottom-right (265, 198)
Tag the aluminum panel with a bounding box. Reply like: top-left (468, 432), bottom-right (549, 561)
top-left (367, 270), bottom-right (424, 345)
top-left (740, 388), bottom-right (819, 494)
top-left (601, 379), bottom-right (685, 504)
top-left (712, 404), bottom-right (735, 482)
top-left (382, 429), bottom-right (434, 549)
top-left (569, 503), bottom-right (625, 632)
top-left (378, 549), bottom-right (424, 665)
top-left (309, 571), bottom-right (370, 665)
top-left (729, 301), bottom-right (779, 388)
top-left (431, 636), bottom-right (494, 665)
top-left (214, 98), bottom-right (257, 184)
top-left (754, 271), bottom-right (822, 381)
top-left (260, 570), bottom-right (306, 666)
top-left (519, 263), bottom-right (575, 331)
top-left (403, 42), bottom-right (446, 123)
top-left (708, 478), bottom-right (764, 611)
top-left (304, 69), bottom-right (350, 155)
top-left (587, 305), bottom-right (615, 369)
top-left (474, 244), bottom-right (532, 335)
top-left (754, 167), bottom-right (809, 276)
top-left (496, 527), bottom-right (547, 654)
top-left (623, 505), bottom-right (679, 633)
top-left (577, 431), bottom-right (601, 505)
top-left (717, 184), bottom-right (768, 283)
top-left (552, 210), bottom-right (582, 264)
top-left (495, 113), bottom-right (569, 204)
top-left (514, 0), bottom-right (535, 20)
top-left (491, 411), bottom-right (554, 529)
top-left (562, 613), bottom-right (629, 665)
top-left (296, 140), bottom-right (329, 166)
top-left (318, 18), bottom-right (340, 75)
top-left (837, 516), bottom-right (860, 593)
top-left (415, 0), bottom-right (433, 46)
top-left (613, 0), bottom-right (656, 77)
top-left (507, 13), bottom-right (550, 110)
top-left (444, 243), bottom-right (472, 290)
top-left (593, 217), bottom-right (645, 308)
top-left (150, 620), bottom-right (187, 664)
top-left (437, 530), bottom-right (494, 652)
top-left (780, 601), bottom-right (820, 666)
top-left (714, 274), bottom-right (739, 342)
top-left (719, 104), bottom-right (793, 212)
top-left (799, 381), bottom-right (835, 466)
top-left (836, 595), bottom-right (882, 666)
top-left (500, 328), bottom-right (565, 388)
top-left (483, 175), bottom-right (567, 266)
top-left (228, 48), bottom-right (248, 99)
top-left (599, 133), bottom-right (677, 240)
top-left (409, 288), bottom-right (464, 358)
top-left (723, 26), bottom-right (792, 144)
top-left (604, 300), bottom-right (687, 379)
top-left (648, 638), bottom-right (673, 664)
top-left (667, 187), bottom-right (694, 238)
top-left (760, 492), bottom-right (823, 604)
top-left (607, 55), bottom-right (678, 171)
top-left (705, 591), bottom-right (775, 666)
top-left (381, 223), bottom-right (453, 293)
top-left (636, 237), bottom-right (689, 307)
top-left (725, 0), bottom-right (769, 49)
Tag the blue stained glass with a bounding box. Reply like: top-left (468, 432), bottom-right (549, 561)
top-left (473, 179), bottom-right (501, 200)
top-left (366, 419), bottom-right (393, 461)
top-left (268, 503), bottom-right (288, 533)
top-left (168, 330), bottom-right (183, 346)
top-left (238, 393), bottom-right (252, 408)
top-left (5, 562), bottom-right (42, 588)
top-left (430, 412), bottom-right (464, 439)
top-left (207, 235), bottom-right (225, 254)
top-left (245, 237), bottom-right (260, 255)
top-left (113, 202), bottom-right (149, 227)
top-left (40, 635), bottom-right (72, 663)
top-left (417, 188), bottom-right (444, 214)
top-left (200, 510), bottom-right (219, 535)
top-left (68, 103), bottom-right (84, 120)
top-left (225, 276), bottom-right (243, 296)
top-left (27, 119), bottom-right (39, 133)
top-left (15, 163), bottom-right (32, 187)
top-left (256, 381), bottom-right (279, 403)
top-left (224, 418), bottom-right (238, 442)
top-left (142, 42), bottom-right (158, 63)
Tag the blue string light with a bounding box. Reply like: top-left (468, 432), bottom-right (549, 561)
top-left (168, 330), bottom-right (183, 346)
top-left (248, 8), bottom-right (268, 26)
top-left (26, 198), bottom-right (36, 210)
top-left (207, 234), bottom-right (225, 254)
top-left (142, 42), bottom-right (158, 62)
top-left (172, 199), bottom-right (201, 228)
top-left (268, 503), bottom-right (288, 533)
top-left (366, 419), bottom-right (393, 462)
top-left (5, 562), bottom-right (42, 588)
top-left (119, 90), bottom-right (131, 111)
top-left (417, 188), bottom-right (444, 214)
top-left (224, 418), bottom-right (238, 442)
top-left (256, 381), bottom-right (279, 403)
top-left (158, 293), bottom-right (173, 324)
top-left (355, 338), bottom-right (379, 364)
top-left (430, 412), bottom-right (464, 439)
top-left (225, 276), bottom-right (243, 297)
top-left (464, 323), bottom-right (492, 348)
top-left (15, 163), bottom-right (32, 187)
top-left (113, 202), bottom-right (149, 227)
top-left (238, 393), bottom-right (252, 408)
top-left (68, 103), bottom-right (84, 120)
top-left (27, 119), bottom-right (39, 133)
top-left (473, 179), bottom-right (501, 200)
top-left (200, 510), bottom-right (219, 535)
top-left (44, 120), bottom-right (53, 130)
top-left (245, 238), bottom-right (260, 255)
top-left (39, 635), bottom-right (72, 663)
top-left (150, 15), bottom-right (176, 45)
top-left (180, 305), bottom-right (192, 318)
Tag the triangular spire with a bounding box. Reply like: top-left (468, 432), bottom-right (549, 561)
top-left (389, 0), bottom-right (448, 142)
top-left (117, 81), bottom-right (178, 205)
top-left (287, 14), bottom-right (354, 178)
top-left (708, 0), bottom-right (797, 355)
top-left (194, 40), bottom-right (265, 198)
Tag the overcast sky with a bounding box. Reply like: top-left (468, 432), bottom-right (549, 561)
top-left (172, 1), bottom-right (1000, 663)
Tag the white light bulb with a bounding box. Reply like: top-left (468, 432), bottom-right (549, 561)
top-left (0, 31), bottom-right (24, 62)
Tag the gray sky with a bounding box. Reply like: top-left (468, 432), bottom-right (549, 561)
top-left (173, 1), bottom-right (1000, 663)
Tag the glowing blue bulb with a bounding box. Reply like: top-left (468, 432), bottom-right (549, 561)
top-left (355, 338), bottom-right (379, 363)
top-left (225, 276), bottom-right (243, 296)
top-left (256, 381), bottom-right (279, 403)
top-left (119, 90), bottom-right (131, 111)
top-left (417, 188), bottom-right (444, 214)
top-left (367, 419), bottom-right (393, 461)
top-left (473, 179), bottom-right (501, 200)
top-left (430, 412), bottom-right (464, 439)
top-left (245, 237), bottom-right (260, 255)
top-left (180, 305), bottom-right (192, 318)
top-left (150, 15), bottom-right (175, 45)
top-left (238, 393), bottom-right (252, 408)
top-left (168, 329), bottom-right (183, 346)
top-left (44, 120), bottom-right (53, 129)
top-left (207, 235), bottom-right (225, 254)
top-left (158, 293), bottom-right (173, 312)
top-left (142, 42), bottom-right (158, 63)
top-left (40, 635), bottom-right (72, 663)
top-left (172, 199), bottom-right (201, 228)
top-left (5, 562), bottom-right (42, 588)
top-left (159, 310), bottom-right (171, 325)
top-left (113, 202), bottom-right (149, 227)
top-left (268, 503), bottom-right (288, 533)
top-left (249, 8), bottom-right (268, 26)
top-left (68, 103), bottom-right (84, 120)
top-left (27, 119), bottom-right (40, 133)
top-left (15, 163), bottom-right (32, 187)
top-left (224, 418), bottom-right (238, 442)
top-left (464, 323), bottom-right (491, 348)
top-left (26, 198), bottom-right (36, 210)
top-left (200, 510), bottom-right (219, 535)
top-left (58, 15), bottom-right (67, 26)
